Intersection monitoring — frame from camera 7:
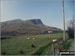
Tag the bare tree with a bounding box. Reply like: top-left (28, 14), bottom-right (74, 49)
top-left (67, 19), bottom-right (74, 38)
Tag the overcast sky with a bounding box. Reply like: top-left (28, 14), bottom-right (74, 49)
top-left (1, 0), bottom-right (74, 29)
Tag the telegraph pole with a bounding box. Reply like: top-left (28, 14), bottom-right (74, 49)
top-left (62, 0), bottom-right (66, 42)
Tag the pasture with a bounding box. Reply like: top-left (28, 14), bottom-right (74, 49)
top-left (1, 33), bottom-right (70, 55)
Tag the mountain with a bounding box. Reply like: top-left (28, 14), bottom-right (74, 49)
top-left (1, 19), bottom-right (62, 36)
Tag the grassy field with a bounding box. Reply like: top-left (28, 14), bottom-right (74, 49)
top-left (1, 33), bottom-right (72, 55)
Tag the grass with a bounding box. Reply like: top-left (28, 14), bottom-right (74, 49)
top-left (1, 33), bottom-right (73, 55)
top-left (33, 42), bottom-right (52, 55)
top-left (61, 38), bottom-right (74, 50)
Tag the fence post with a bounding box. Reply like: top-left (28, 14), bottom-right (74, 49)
top-left (52, 39), bottom-right (57, 56)
top-left (52, 43), bottom-right (55, 56)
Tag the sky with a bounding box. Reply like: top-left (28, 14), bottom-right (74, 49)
top-left (1, 0), bottom-right (74, 29)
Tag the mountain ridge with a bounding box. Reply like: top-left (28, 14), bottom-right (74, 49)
top-left (1, 19), bottom-right (62, 36)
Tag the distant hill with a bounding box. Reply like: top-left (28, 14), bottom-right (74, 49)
top-left (1, 19), bottom-right (62, 36)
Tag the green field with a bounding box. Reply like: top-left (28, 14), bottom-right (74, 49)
top-left (1, 33), bottom-right (72, 55)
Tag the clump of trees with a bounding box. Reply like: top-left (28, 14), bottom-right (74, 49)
top-left (67, 19), bottom-right (74, 38)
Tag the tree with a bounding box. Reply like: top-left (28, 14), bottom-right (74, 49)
top-left (67, 19), bottom-right (74, 38)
